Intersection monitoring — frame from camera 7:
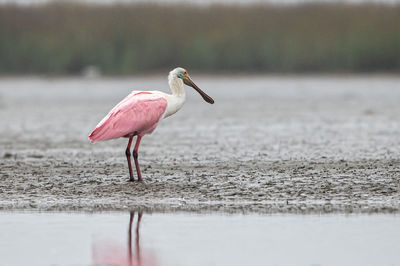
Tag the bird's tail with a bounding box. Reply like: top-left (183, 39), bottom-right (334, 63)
top-left (88, 120), bottom-right (109, 143)
top-left (88, 128), bottom-right (101, 143)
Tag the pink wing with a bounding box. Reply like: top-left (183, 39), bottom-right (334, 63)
top-left (89, 92), bottom-right (167, 143)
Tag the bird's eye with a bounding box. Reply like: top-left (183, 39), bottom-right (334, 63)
top-left (184, 71), bottom-right (187, 75)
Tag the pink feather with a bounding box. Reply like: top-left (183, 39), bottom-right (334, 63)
top-left (88, 92), bottom-right (167, 143)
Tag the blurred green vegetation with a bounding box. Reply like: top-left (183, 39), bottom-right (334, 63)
top-left (0, 2), bottom-right (399, 74)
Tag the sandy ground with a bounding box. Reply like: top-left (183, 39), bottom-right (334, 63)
top-left (0, 75), bottom-right (399, 213)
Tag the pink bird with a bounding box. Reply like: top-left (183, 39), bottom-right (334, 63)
top-left (89, 67), bottom-right (214, 181)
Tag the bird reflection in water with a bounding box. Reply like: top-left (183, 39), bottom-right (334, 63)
top-left (92, 212), bottom-right (158, 266)
top-left (129, 212), bottom-right (142, 266)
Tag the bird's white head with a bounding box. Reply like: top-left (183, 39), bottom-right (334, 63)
top-left (169, 67), bottom-right (214, 104)
top-left (169, 67), bottom-right (187, 79)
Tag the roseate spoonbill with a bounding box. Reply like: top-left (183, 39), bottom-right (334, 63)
top-left (88, 67), bottom-right (214, 181)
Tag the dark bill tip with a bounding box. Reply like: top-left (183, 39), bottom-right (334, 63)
top-left (184, 76), bottom-right (215, 104)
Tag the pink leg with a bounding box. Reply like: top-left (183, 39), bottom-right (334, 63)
top-left (125, 136), bottom-right (135, 182)
top-left (133, 136), bottom-right (143, 181)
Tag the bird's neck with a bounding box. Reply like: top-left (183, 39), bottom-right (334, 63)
top-left (164, 74), bottom-right (186, 118)
top-left (168, 74), bottom-right (186, 98)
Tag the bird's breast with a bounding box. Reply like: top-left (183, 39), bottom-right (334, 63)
top-left (164, 94), bottom-right (185, 118)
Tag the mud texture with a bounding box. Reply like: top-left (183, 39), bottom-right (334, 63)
top-left (0, 76), bottom-right (399, 213)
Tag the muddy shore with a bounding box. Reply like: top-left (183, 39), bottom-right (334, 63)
top-left (0, 76), bottom-right (399, 213)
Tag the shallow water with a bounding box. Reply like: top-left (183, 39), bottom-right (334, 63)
top-left (0, 212), bottom-right (399, 266)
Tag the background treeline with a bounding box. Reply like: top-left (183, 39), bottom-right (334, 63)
top-left (0, 2), bottom-right (399, 74)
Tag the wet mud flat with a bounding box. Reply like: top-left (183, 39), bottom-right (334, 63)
top-left (0, 76), bottom-right (399, 213)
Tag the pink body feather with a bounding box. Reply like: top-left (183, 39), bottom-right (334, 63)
top-left (88, 92), bottom-right (167, 143)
